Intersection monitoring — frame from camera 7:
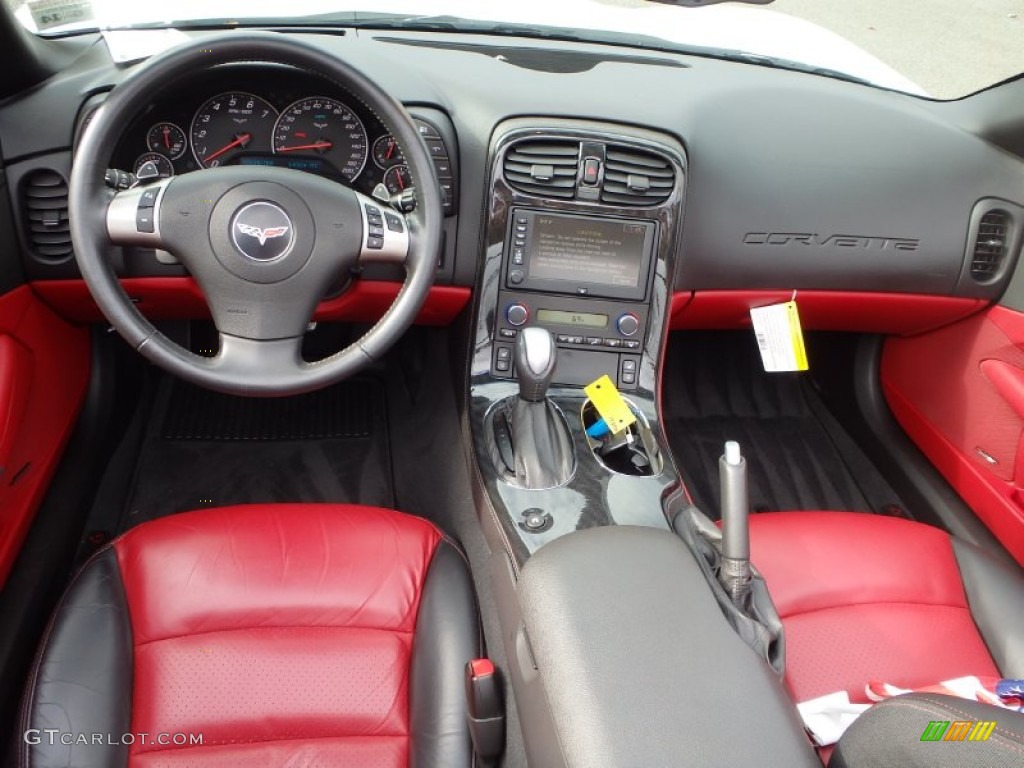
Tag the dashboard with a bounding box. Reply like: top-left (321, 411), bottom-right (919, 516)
top-left (2, 29), bottom-right (1024, 310)
top-left (109, 65), bottom-right (454, 210)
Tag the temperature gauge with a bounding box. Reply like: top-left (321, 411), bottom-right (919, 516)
top-left (146, 122), bottom-right (186, 159)
top-left (134, 152), bottom-right (174, 179)
top-left (372, 134), bottom-right (405, 169)
top-left (383, 164), bottom-right (412, 195)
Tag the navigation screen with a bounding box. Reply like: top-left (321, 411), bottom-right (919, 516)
top-left (527, 215), bottom-right (651, 288)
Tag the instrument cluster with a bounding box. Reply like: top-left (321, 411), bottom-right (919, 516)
top-left (111, 67), bottom-right (413, 200)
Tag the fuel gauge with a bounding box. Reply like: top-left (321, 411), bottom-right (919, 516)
top-left (383, 164), bottom-right (413, 195)
top-left (146, 122), bottom-right (186, 159)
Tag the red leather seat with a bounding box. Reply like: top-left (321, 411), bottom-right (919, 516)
top-left (21, 504), bottom-right (479, 767)
top-left (748, 511), bottom-right (1023, 704)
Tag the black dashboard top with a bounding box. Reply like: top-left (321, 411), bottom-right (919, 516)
top-left (1, 28), bottom-right (1023, 299)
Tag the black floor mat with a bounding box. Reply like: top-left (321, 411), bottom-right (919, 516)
top-left (120, 378), bottom-right (393, 530)
top-left (663, 332), bottom-right (906, 518)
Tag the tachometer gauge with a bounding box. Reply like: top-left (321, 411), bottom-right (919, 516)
top-left (372, 134), bottom-right (405, 169)
top-left (146, 122), bottom-right (186, 159)
top-left (272, 97), bottom-right (368, 181)
top-left (383, 164), bottom-right (412, 195)
top-left (134, 152), bottom-right (174, 178)
top-left (191, 92), bottom-right (277, 167)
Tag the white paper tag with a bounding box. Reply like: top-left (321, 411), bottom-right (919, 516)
top-left (797, 691), bottom-right (871, 747)
top-left (750, 300), bottom-right (809, 373)
top-left (28, 0), bottom-right (93, 31)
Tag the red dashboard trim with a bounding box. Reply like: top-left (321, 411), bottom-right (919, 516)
top-left (30, 278), bottom-right (471, 326)
top-left (670, 290), bottom-right (986, 335)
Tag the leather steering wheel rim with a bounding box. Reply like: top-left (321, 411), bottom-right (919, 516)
top-left (70, 32), bottom-right (442, 396)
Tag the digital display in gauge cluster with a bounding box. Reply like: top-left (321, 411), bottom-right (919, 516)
top-left (116, 79), bottom-right (455, 213)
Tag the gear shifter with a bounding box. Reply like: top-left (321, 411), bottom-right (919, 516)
top-left (492, 328), bottom-right (573, 489)
top-left (516, 328), bottom-right (557, 402)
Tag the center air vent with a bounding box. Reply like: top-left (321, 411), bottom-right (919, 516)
top-left (971, 209), bottom-right (1009, 281)
top-left (503, 139), bottom-right (580, 199)
top-left (601, 145), bottom-right (674, 206)
top-left (23, 169), bottom-right (72, 262)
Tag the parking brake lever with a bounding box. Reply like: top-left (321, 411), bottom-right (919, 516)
top-left (719, 441), bottom-right (752, 603)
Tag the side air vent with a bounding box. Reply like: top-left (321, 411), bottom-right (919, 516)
top-left (601, 144), bottom-right (675, 206)
top-left (23, 169), bottom-right (72, 261)
top-left (971, 210), bottom-right (1009, 281)
top-left (503, 139), bottom-right (580, 199)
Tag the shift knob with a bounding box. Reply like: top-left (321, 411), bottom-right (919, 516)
top-left (515, 327), bottom-right (557, 402)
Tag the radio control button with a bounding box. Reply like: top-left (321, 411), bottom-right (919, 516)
top-left (570, 336), bottom-right (584, 345)
top-left (617, 313), bottom-right (640, 337)
top-left (604, 338), bottom-right (622, 348)
top-left (509, 270), bottom-right (524, 285)
top-left (586, 336), bottom-right (603, 346)
top-left (556, 334), bottom-right (570, 343)
top-left (506, 303), bottom-right (529, 326)
top-left (623, 340), bottom-right (640, 349)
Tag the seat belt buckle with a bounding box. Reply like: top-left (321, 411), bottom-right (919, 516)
top-left (465, 658), bottom-right (505, 765)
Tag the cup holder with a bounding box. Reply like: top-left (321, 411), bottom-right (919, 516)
top-left (581, 399), bottom-right (662, 477)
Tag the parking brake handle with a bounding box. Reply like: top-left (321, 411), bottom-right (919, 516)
top-left (719, 441), bottom-right (752, 603)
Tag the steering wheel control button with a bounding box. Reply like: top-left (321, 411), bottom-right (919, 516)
top-left (616, 312), bottom-right (640, 337)
top-left (138, 188), bottom-right (160, 208)
top-left (506, 303), bottom-right (529, 326)
top-left (230, 201), bottom-right (295, 262)
top-left (355, 191), bottom-right (410, 264)
top-left (136, 208), bottom-right (156, 233)
top-left (107, 181), bottom-right (167, 246)
top-left (385, 212), bottom-right (404, 232)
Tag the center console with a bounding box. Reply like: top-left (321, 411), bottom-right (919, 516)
top-left (492, 210), bottom-right (655, 389)
top-left (466, 120), bottom-right (820, 768)
top-left (468, 118), bottom-right (689, 563)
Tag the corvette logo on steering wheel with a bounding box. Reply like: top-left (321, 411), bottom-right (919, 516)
top-left (236, 223), bottom-right (290, 246)
top-left (230, 201), bottom-right (296, 262)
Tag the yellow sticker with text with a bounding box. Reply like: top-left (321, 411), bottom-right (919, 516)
top-left (584, 375), bottom-right (637, 434)
top-left (750, 300), bottom-right (809, 372)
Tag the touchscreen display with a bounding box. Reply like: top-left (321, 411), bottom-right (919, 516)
top-left (527, 215), bottom-right (650, 288)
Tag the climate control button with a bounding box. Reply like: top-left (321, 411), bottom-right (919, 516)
top-left (616, 312), bottom-right (640, 337)
top-left (506, 303), bottom-right (530, 327)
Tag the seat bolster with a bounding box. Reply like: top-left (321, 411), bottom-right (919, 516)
top-left (952, 538), bottom-right (1024, 677)
top-left (409, 539), bottom-right (480, 768)
top-left (832, 693), bottom-right (1024, 768)
top-left (20, 548), bottom-right (133, 768)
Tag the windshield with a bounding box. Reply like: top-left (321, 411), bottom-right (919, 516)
top-left (6, 0), bottom-right (1024, 100)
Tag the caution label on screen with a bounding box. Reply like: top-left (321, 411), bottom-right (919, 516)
top-left (750, 300), bottom-right (809, 372)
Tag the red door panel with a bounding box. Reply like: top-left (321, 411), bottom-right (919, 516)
top-left (0, 285), bottom-right (90, 587)
top-left (883, 305), bottom-right (1024, 564)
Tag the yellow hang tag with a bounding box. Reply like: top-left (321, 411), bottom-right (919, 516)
top-left (584, 375), bottom-right (637, 435)
top-left (750, 300), bottom-right (809, 372)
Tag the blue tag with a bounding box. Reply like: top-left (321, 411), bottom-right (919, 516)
top-left (586, 418), bottom-right (610, 439)
top-left (996, 679), bottom-right (1024, 699)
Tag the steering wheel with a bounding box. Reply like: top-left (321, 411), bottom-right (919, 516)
top-left (70, 33), bottom-right (442, 396)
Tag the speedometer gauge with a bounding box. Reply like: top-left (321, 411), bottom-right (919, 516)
top-left (191, 92), bottom-right (277, 167)
top-left (272, 97), bottom-right (368, 181)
